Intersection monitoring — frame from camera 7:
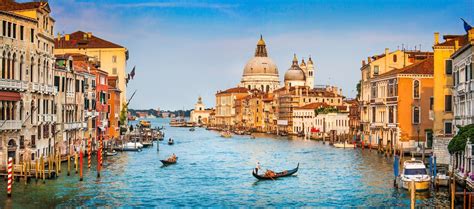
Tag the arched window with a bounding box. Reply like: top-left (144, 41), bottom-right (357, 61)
top-left (413, 106), bottom-right (420, 124)
top-left (247, 85), bottom-right (251, 90)
top-left (7, 52), bottom-right (11, 79)
top-left (1, 51), bottom-right (5, 79)
top-left (37, 58), bottom-right (41, 83)
top-left (30, 57), bottom-right (34, 82)
top-left (413, 80), bottom-right (420, 99)
top-left (393, 55), bottom-right (397, 63)
top-left (12, 53), bottom-right (16, 80)
top-left (266, 85), bottom-right (270, 93)
top-left (19, 55), bottom-right (24, 81)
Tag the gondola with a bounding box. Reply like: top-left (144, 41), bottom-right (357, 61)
top-left (160, 157), bottom-right (178, 165)
top-left (252, 163), bottom-right (299, 180)
top-left (168, 140), bottom-right (174, 145)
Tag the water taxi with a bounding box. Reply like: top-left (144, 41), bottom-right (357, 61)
top-left (139, 120), bottom-right (151, 128)
top-left (400, 159), bottom-right (431, 191)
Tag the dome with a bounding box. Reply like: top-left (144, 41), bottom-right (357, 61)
top-left (284, 54), bottom-right (306, 81)
top-left (242, 57), bottom-right (279, 76)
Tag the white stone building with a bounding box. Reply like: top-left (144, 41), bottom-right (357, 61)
top-left (190, 96), bottom-right (212, 124)
top-left (452, 29), bottom-right (474, 131)
top-left (314, 112), bottom-right (350, 137)
top-left (0, 1), bottom-right (57, 166)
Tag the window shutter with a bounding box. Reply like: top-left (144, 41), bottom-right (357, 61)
top-left (445, 60), bottom-right (452, 74)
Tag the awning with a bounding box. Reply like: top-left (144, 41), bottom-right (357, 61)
top-left (0, 91), bottom-right (21, 101)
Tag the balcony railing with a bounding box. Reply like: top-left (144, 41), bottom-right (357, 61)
top-left (456, 83), bottom-right (466, 93)
top-left (31, 82), bottom-right (40, 92)
top-left (0, 79), bottom-right (28, 91)
top-left (66, 92), bottom-right (75, 98)
top-left (64, 122), bottom-right (83, 130)
top-left (0, 120), bottom-right (22, 130)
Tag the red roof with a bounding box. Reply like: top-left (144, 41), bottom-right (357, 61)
top-left (217, 87), bottom-right (249, 94)
top-left (0, 0), bottom-right (45, 11)
top-left (295, 102), bottom-right (329, 110)
top-left (435, 35), bottom-right (469, 47)
top-left (378, 57), bottom-right (433, 78)
top-left (55, 31), bottom-right (124, 49)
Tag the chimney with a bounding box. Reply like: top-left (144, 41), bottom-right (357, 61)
top-left (434, 32), bottom-right (440, 45)
top-left (385, 48), bottom-right (389, 56)
top-left (65, 34), bottom-right (70, 41)
top-left (87, 32), bottom-right (92, 38)
top-left (469, 28), bottom-right (474, 43)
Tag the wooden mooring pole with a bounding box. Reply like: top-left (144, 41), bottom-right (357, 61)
top-left (410, 180), bottom-right (416, 209)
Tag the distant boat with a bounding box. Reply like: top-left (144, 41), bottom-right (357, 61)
top-left (168, 139), bottom-right (174, 145)
top-left (161, 156), bottom-right (178, 165)
top-left (189, 127), bottom-right (195, 131)
top-left (220, 131), bottom-right (232, 138)
top-left (333, 142), bottom-right (355, 148)
top-left (106, 150), bottom-right (118, 156)
top-left (252, 163), bottom-right (299, 180)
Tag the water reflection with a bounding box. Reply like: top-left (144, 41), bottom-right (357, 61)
top-left (0, 118), bottom-right (449, 207)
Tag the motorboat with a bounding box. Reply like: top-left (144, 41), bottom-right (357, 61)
top-left (400, 158), bottom-right (431, 191)
top-left (333, 142), bottom-right (355, 148)
top-left (435, 166), bottom-right (449, 187)
top-left (122, 142), bottom-right (143, 151)
top-left (168, 138), bottom-right (174, 145)
top-left (106, 150), bottom-right (118, 156)
top-left (189, 127), bottom-right (195, 131)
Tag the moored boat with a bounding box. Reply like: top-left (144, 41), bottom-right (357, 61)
top-left (252, 163), bottom-right (299, 180)
top-left (333, 142), bottom-right (355, 148)
top-left (220, 131), bottom-right (232, 138)
top-left (189, 127), bottom-right (195, 131)
top-left (400, 159), bottom-right (431, 191)
top-left (161, 155), bottom-right (178, 165)
top-left (106, 150), bottom-right (118, 156)
top-left (168, 138), bottom-right (175, 145)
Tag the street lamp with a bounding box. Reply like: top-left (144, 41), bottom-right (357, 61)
top-left (417, 125), bottom-right (420, 148)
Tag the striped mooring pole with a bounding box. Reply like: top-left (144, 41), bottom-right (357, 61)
top-left (88, 137), bottom-right (91, 169)
top-left (7, 157), bottom-right (13, 197)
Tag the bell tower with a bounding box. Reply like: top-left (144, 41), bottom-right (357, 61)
top-left (306, 56), bottom-right (315, 88)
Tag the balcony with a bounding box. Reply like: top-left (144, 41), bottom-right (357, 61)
top-left (0, 79), bottom-right (28, 91)
top-left (66, 92), bottom-right (75, 98)
top-left (31, 83), bottom-right (40, 92)
top-left (44, 84), bottom-right (55, 94)
top-left (370, 122), bottom-right (384, 128)
top-left (456, 83), bottom-right (466, 93)
top-left (0, 120), bottom-right (22, 130)
top-left (64, 122), bottom-right (83, 130)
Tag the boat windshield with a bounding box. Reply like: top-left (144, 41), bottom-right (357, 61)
top-left (404, 168), bottom-right (427, 175)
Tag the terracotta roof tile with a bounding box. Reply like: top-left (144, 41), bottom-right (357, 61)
top-left (378, 57), bottom-right (433, 78)
top-left (55, 31), bottom-right (124, 49)
top-left (295, 102), bottom-right (329, 110)
top-left (0, 0), bottom-right (43, 11)
top-left (217, 87), bottom-right (249, 94)
top-left (435, 35), bottom-right (469, 47)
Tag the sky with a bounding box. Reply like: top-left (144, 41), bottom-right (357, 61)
top-left (33, 0), bottom-right (474, 110)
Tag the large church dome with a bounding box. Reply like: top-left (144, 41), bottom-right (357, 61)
top-left (239, 35), bottom-right (280, 93)
top-left (243, 57), bottom-right (278, 76)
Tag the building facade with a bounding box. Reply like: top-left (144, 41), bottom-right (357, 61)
top-left (0, 1), bottom-right (57, 166)
top-left (190, 96), bottom-right (212, 125)
top-left (54, 31), bottom-right (128, 109)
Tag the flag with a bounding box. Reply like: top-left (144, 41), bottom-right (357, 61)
top-left (130, 66), bottom-right (136, 79)
top-left (461, 18), bottom-right (472, 32)
top-left (125, 75), bottom-right (130, 86)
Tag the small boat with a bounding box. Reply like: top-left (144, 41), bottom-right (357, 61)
top-left (400, 159), bottom-right (431, 191)
top-left (435, 167), bottom-right (449, 187)
top-left (220, 131), bottom-right (232, 138)
top-left (250, 135), bottom-right (256, 139)
top-left (106, 150), bottom-right (117, 156)
top-left (189, 127), bottom-right (195, 131)
top-left (168, 139), bottom-right (174, 145)
top-left (160, 157), bottom-right (178, 165)
top-left (142, 141), bottom-right (153, 147)
top-left (333, 142), bottom-right (355, 148)
top-left (252, 163), bottom-right (299, 180)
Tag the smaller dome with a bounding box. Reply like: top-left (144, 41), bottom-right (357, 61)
top-left (284, 54), bottom-right (306, 81)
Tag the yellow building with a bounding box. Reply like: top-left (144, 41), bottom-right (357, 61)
top-left (215, 87), bottom-right (249, 128)
top-left (54, 31), bottom-right (128, 108)
top-left (432, 32), bottom-right (469, 164)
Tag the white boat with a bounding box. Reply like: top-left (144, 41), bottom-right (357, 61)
top-left (220, 131), bottom-right (232, 138)
top-left (333, 142), bottom-right (355, 148)
top-left (400, 159), bottom-right (431, 191)
top-left (106, 150), bottom-right (118, 156)
top-left (124, 142), bottom-right (143, 149)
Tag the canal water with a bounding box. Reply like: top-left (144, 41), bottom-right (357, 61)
top-left (0, 118), bottom-right (449, 207)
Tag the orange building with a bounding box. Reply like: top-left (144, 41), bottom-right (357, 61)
top-left (369, 57), bottom-right (434, 149)
top-left (108, 76), bottom-right (121, 139)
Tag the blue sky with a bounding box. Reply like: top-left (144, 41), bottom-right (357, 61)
top-left (42, 0), bottom-right (473, 110)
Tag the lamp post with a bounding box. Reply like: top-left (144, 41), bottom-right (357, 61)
top-left (417, 125), bottom-right (420, 148)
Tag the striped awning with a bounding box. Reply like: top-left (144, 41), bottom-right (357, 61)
top-left (0, 91), bottom-right (21, 101)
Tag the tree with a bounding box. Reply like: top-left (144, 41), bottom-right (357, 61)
top-left (448, 124), bottom-right (474, 154)
top-left (119, 103), bottom-right (128, 127)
